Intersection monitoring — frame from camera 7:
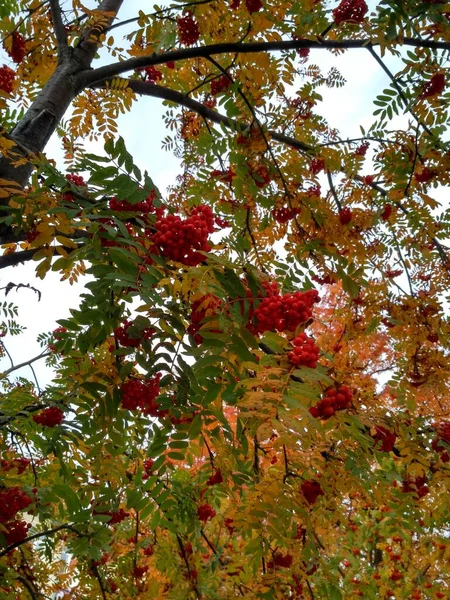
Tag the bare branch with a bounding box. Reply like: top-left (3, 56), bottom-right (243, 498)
top-left (49, 0), bottom-right (69, 61)
top-left (2, 351), bottom-right (51, 377)
top-left (83, 38), bottom-right (450, 88)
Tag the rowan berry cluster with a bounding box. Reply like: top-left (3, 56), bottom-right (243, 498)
top-left (49, 326), bottom-right (67, 352)
top-left (421, 73), bottom-right (445, 98)
top-left (354, 141), bottom-right (369, 156)
top-left (0, 487), bottom-right (33, 523)
top-left (414, 166), bottom-right (437, 183)
top-left (177, 13), bottom-right (199, 46)
top-left (197, 503), bottom-right (216, 522)
top-left (253, 289), bottom-right (320, 333)
top-left (432, 421), bottom-right (450, 462)
top-left (33, 406), bottom-right (64, 427)
top-left (121, 375), bottom-right (163, 415)
top-left (1, 457), bottom-right (30, 474)
top-left (288, 333), bottom-right (319, 367)
top-left (301, 479), bottom-right (324, 505)
top-left (272, 206), bottom-right (301, 223)
top-left (63, 174), bottom-right (86, 201)
top-left (371, 426), bottom-right (397, 452)
top-left (310, 158), bottom-right (325, 175)
top-left (114, 320), bottom-right (154, 348)
top-left (3, 519), bottom-right (31, 546)
top-left (250, 164), bottom-right (271, 188)
top-left (245, 0), bottom-right (263, 12)
top-left (0, 65), bottom-right (15, 94)
top-left (3, 32), bottom-right (26, 63)
top-left (381, 203), bottom-right (393, 220)
top-left (143, 66), bottom-right (162, 82)
top-left (153, 205), bottom-right (215, 266)
top-left (401, 475), bottom-right (429, 498)
top-left (210, 75), bottom-right (232, 96)
top-left (309, 385), bottom-right (353, 419)
top-left (267, 553), bottom-right (293, 569)
top-left (206, 469), bottom-right (223, 486)
top-left (333, 0), bottom-right (368, 25)
top-left (339, 207), bottom-right (352, 224)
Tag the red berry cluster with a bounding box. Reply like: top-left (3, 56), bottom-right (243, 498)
top-left (333, 0), bottom-right (368, 25)
top-left (401, 476), bottom-right (429, 498)
top-left (197, 503), bottom-right (216, 522)
top-left (253, 289), bottom-right (320, 333)
top-left (371, 426), bottom-right (397, 452)
top-left (339, 207), bottom-right (352, 224)
top-left (153, 205), bottom-right (214, 266)
top-left (109, 189), bottom-right (163, 217)
top-left (206, 469), bottom-right (223, 486)
top-left (63, 174), bottom-right (86, 201)
top-left (414, 166), bottom-right (437, 183)
top-left (132, 565), bottom-right (148, 579)
top-left (0, 65), bottom-right (15, 94)
top-left (143, 66), bottom-right (162, 82)
top-left (245, 0), bottom-right (263, 12)
top-left (421, 73), bottom-right (445, 98)
top-left (210, 75), bottom-right (232, 96)
top-left (309, 385), bottom-right (353, 419)
top-left (250, 164), bottom-right (271, 188)
top-left (108, 508), bottom-right (130, 525)
top-left (49, 326), bottom-right (67, 352)
top-left (33, 406), bottom-right (64, 427)
top-left (114, 320), bottom-right (154, 348)
top-left (187, 294), bottom-right (222, 343)
top-left (301, 479), bottom-right (324, 505)
top-left (354, 141), bottom-right (369, 156)
top-left (310, 158), bottom-right (325, 175)
top-left (288, 333), bottom-right (319, 368)
top-left (432, 421), bottom-right (450, 462)
top-left (177, 13), bottom-right (200, 46)
top-left (210, 167), bottom-right (235, 183)
top-left (272, 206), bottom-right (301, 223)
top-left (0, 487), bottom-right (33, 523)
top-left (121, 375), bottom-right (163, 415)
top-left (143, 458), bottom-right (154, 476)
top-left (3, 519), bottom-right (31, 546)
top-left (267, 552), bottom-right (293, 569)
top-left (4, 32), bottom-right (26, 63)
top-left (1, 457), bottom-right (30, 474)
top-left (381, 203), bottom-right (393, 220)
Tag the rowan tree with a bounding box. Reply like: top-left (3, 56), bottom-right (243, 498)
top-left (0, 0), bottom-right (449, 598)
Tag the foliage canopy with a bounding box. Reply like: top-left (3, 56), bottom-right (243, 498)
top-left (0, 0), bottom-right (450, 598)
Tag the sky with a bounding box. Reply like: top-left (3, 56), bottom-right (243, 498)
top-left (0, 1), bottom-right (418, 386)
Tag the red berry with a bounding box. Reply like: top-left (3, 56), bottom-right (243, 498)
top-left (371, 426), bottom-right (397, 452)
top-left (114, 320), bottom-right (154, 347)
top-left (310, 158), bottom-right (325, 175)
top-left (339, 208), bottom-right (352, 224)
top-left (197, 503), bottom-right (216, 522)
top-left (421, 72), bottom-right (445, 98)
top-left (245, 0), bottom-right (263, 12)
top-left (121, 375), bottom-right (162, 415)
top-left (33, 406), bottom-right (64, 427)
top-left (381, 203), bottom-right (393, 220)
top-left (333, 0), bottom-right (368, 25)
top-left (301, 479), bottom-right (324, 505)
top-left (3, 32), bottom-right (27, 64)
top-left (210, 75), bottom-right (232, 96)
top-left (206, 469), bottom-right (223, 486)
top-left (177, 13), bottom-right (200, 46)
top-left (0, 65), bottom-right (15, 94)
top-left (143, 66), bottom-right (162, 82)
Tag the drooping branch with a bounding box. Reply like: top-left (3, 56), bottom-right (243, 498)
top-left (83, 37), bottom-right (450, 87)
top-left (48, 0), bottom-right (69, 61)
top-left (108, 79), bottom-right (312, 153)
top-left (0, 523), bottom-right (87, 558)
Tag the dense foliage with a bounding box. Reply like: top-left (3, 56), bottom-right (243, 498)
top-left (0, 0), bottom-right (450, 598)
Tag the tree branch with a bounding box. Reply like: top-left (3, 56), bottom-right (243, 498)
top-left (83, 38), bottom-right (450, 87)
top-left (49, 0), bottom-right (69, 61)
top-left (0, 524), bottom-right (86, 558)
top-left (2, 351), bottom-right (52, 377)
